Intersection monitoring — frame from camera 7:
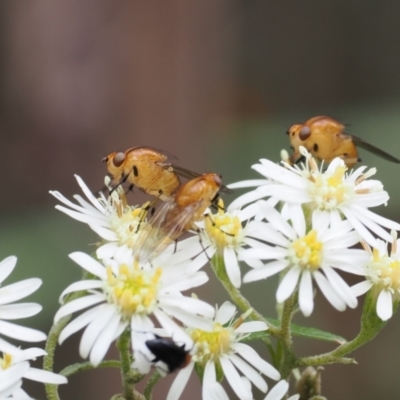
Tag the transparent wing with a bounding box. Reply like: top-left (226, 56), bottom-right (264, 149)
top-left (134, 198), bottom-right (201, 263)
top-left (350, 134), bottom-right (400, 163)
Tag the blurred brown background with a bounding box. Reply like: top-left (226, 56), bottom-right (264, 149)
top-left (1, 1), bottom-right (400, 399)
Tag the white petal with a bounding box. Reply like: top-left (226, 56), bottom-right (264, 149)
top-left (240, 246), bottom-right (288, 261)
top-left (235, 321), bottom-right (268, 334)
top-left (228, 190), bottom-right (269, 211)
top-left (159, 295), bottom-right (215, 318)
top-left (233, 343), bottom-right (280, 380)
top-left (161, 271), bottom-right (209, 293)
top-left (243, 261), bottom-right (288, 283)
top-left (351, 280), bottom-right (373, 297)
top-left (287, 204), bottom-right (305, 237)
top-left (90, 312), bottom-right (122, 366)
top-left (89, 224), bottom-right (118, 242)
top-left (376, 289), bottom-right (393, 321)
top-left (229, 354), bottom-right (267, 392)
top-left (224, 248), bottom-right (242, 288)
top-left (54, 294), bottom-right (104, 323)
top-left (215, 302), bottom-right (236, 325)
top-left (68, 252), bottom-right (107, 280)
top-left (96, 242), bottom-right (119, 259)
top-left (0, 320), bottom-right (46, 342)
top-left (312, 210), bottom-right (330, 234)
top-left (75, 175), bottom-right (105, 213)
top-left (0, 362), bottom-right (29, 391)
top-left (298, 270), bottom-right (314, 317)
top-left (23, 368), bottom-right (67, 384)
top-left (166, 362), bottom-right (194, 400)
top-left (276, 268), bottom-right (301, 303)
top-left (60, 282), bottom-right (103, 304)
top-left (153, 309), bottom-right (193, 347)
top-left (220, 356), bottom-right (252, 400)
top-left (79, 304), bottom-right (116, 359)
top-left (352, 204), bottom-right (400, 231)
top-left (313, 271), bottom-right (346, 311)
top-left (258, 184), bottom-right (311, 204)
top-left (0, 303), bottom-right (42, 320)
top-left (0, 256), bottom-right (17, 284)
top-left (341, 207), bottom-right (377, 247)
top-left (258, 204), bottom-right (296, 241)
top-left (245, 221), bottom-right (289, 247)
top-left (161, 305), bottom-right (213, 331)
top-left (322, 266), bottom-right (358, 308)
top-left (0, 278), bottom-right (42, 306)
top-left (227, 179), bottom-right (270, 189)
top-left (264, 380), bottom-right (289, 400)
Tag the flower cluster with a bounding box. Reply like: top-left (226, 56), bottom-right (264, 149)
top-left (48, 146), bottom-right (400, 399)
top-left (0, 256), bottom-right (67, 398)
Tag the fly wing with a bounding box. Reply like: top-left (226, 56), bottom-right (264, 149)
top-left (134, 198), bottom-right (201, 263)
top-left (350, 134), bottom-right (400, 163)
top-left (169, 164), bottom-right (234, 195)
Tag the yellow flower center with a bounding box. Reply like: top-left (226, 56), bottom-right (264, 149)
top-left (369, 248), bottom-right (400, 292)
top-left (106, 263), bottom-right (162, 318)
top-left (204, 199), bottom-right (243, 249)
top-left (289, 230), bottom-right (323, 271)
top-left (0, 353), bottom-right (12, 371)
top-left (308, 165), bottom-right (354, 210)
top-left (189, 322), bottom-right (233, 364)
top-left (110, 202), bottom-right (150, 248)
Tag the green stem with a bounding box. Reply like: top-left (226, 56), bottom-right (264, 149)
top-left (43, 274), bottom-right (92, 400)
top-left (210, 254), bottom-right (280, 337)
top-left (43, 314), bottom-right (72, 400)
top-left (299, 291), bottom-right (388, 366)
top-left (143, 371), bottom-right (161, 400)
top-left (117, 328), bottom-right (136, 400)
top-left (60, 360), bottom-right (121, 377)
top-left (277, 291), bottom-right (298, 377)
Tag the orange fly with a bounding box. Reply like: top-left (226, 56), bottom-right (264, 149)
top-left (286, 116), bottom-right (400, 168)
top-left (134, 173), bottom-right (223, 263)
top-left (103, 146), bottom-right (232, 200)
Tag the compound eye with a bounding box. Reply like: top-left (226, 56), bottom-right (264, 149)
top-left (299, 126), bottom-right (311, 141)
top-left (113, 152), bottom-right (126, 167)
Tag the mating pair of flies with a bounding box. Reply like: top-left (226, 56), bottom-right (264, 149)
top-left (103, 147), bottom-right (233, 263)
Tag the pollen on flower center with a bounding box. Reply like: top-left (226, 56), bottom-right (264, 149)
top-left (369, 248), bottom-right (400, 292)
top-left (189, 323), bottom-right (233, 364)
top-left (110, 202), bottom-right (150, 248)
top-left (289, 230), bottom-right (323, 271)
top-left (0, 353), bottom-right (12, 370)
top-left (204, 199), bottom-right (243, 249)
top-left (308, 165), bottom-right (354, 210)
top-left (105, 263), bottom-right (162, 318)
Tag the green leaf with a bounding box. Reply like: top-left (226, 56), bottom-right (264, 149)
top-left (267, 318), bottom-right (347, 344)
top-left (241, 331), bottom-right (270, 342)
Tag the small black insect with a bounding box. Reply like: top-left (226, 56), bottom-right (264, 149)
top-left (145, 337), bottom-right (191, 373)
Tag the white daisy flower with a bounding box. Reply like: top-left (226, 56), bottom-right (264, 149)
top-left (198, 199), bottom-right (270, 288)
top-left (0, 341), bottom-right (67, 399)
top-left (54, 252), bottom-right (214, 366)
top-left (50, 175), bottom-right (154, 262)
top-left (229, 148), bottom-right (400, 247)
top-left (0, 256), bottom-right (47, 345)
top-left (242, 204), bottom-right (368, 316)
top-left (165, 301), bottom-right (280, 400)
top-left (352, 231), bottom-right (400, 321)
top-left (50, 175), bottom-right (201, 265)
